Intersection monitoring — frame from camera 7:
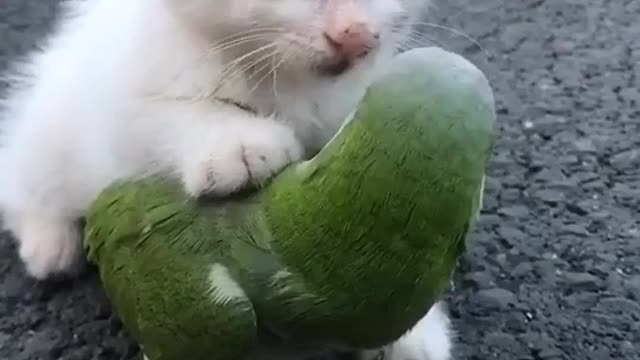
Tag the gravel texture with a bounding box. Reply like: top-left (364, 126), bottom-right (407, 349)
top-left (1, 0), bottom-right (639, 359)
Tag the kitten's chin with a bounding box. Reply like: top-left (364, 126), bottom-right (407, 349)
top-left (314, 58), bottom-right (353, 77)
top-left (313, 54), bottom-right (377, 78)
top-left (312, 47), bottom-right (384, 78)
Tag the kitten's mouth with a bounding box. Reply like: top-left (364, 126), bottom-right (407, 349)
top-left (313, 45), bottom-right (379, 77)
top-left (315, 58), bottom-right (353, 77)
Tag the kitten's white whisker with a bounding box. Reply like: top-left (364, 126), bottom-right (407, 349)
top-left (224, 47), bottom-right (279, 84)
top-left (248, 47), bottom-right (294, 96)
top-left (146, 34), bottom-right (281, 101)
top-left (208, 43), bottom-right (279, 97)
top-left (271, 54), bottom-right (279, 99)
top-left (271, 50), bottom-right (292, 99)
top-left (247, 54), bottom-right (281, 95)
top-left (209, 27), bottom-right (285, 49)
top-left (410, 21), bottom-right (490, 56)
top-left (244, 49), bottom-right (281, 82)
top-left (400, 32), bottom-right (450, 51)
top-left (221, 43), bottom-right (278, 74)
top-left (207, 34), bottom-right (276, 57)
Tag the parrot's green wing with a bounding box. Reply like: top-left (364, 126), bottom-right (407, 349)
top-left (86, 183), bottom-right (259, 360)
top-left (85, 47), bottom-right (495, 360)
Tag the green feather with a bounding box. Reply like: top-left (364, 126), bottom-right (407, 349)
top-left (84, 47), bottom-right (496, 360)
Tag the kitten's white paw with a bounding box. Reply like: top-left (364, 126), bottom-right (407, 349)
top-left (181, 123), bottom-right (303, 197)
top-left (359, 301), bottom-right (453, 360)
top-left (17, 217), bottom-right (85, 280)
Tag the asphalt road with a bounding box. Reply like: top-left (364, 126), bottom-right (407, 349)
top-left (1, 1), bottom-right (639, 359)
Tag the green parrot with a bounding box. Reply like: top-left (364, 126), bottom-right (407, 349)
top-left (84, 46), bottom-right (495, 360)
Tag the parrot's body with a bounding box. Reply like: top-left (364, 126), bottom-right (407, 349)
top-left (84, 47), bottom-right (496, 360)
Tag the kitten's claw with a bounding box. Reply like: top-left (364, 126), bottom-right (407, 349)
top-left (358, 301), bottom-right (453, 360)
top-left (17, 217), bottom-right (85, 280)
top-left (181, 124), bottom-right (303, 198)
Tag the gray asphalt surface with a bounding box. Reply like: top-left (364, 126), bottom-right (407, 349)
top-left (1, 1), bottom-right (639, 359)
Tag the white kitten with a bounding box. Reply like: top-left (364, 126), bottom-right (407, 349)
top-left (1, 0), bottom-right (452, 358)
top-left (0, 0), bottom-right (417, 279)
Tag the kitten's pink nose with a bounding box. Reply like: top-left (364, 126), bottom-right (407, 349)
top-left (323, 22), bottom-right (380, 60)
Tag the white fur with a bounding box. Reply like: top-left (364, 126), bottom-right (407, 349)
top-left (359, 301), bottom-right (453, 360)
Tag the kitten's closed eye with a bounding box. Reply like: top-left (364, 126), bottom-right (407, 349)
top-left (180, 0), bottom-right (423, 78)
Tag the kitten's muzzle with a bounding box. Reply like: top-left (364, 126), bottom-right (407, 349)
top-left (323, 22), bottom-right (380, 62)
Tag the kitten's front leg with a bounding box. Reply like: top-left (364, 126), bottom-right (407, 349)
top-left (175, 103), bottom-right (304, 198)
